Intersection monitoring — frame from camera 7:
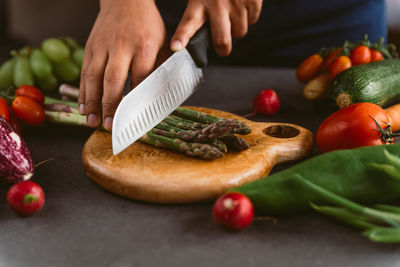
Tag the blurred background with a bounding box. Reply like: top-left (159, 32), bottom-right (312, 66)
top-left (1, 0), bottom-right (400, 65)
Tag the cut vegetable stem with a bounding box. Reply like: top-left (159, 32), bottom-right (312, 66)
top-left (59, 84), bottom-right (79, 100)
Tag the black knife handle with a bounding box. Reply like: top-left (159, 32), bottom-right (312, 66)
top-left (187, 23), bottom-right (210, 68)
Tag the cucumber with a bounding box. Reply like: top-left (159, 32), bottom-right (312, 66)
top-left (331, 59), bottom-right (400, 109)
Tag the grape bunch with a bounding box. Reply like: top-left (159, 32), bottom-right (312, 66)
top-left (0, 37), bottom-right (84, 91)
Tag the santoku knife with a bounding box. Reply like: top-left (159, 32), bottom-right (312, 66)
top-left (112, 25), bottom-right (210, 155)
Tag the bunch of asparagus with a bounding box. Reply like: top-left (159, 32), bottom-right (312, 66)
top-left (44, 85), bottom-right (251, 160)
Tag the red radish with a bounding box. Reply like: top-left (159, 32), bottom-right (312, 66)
top-left (213, 192), bottom-right (254, 230)
top-left (245, 89), bottom-right (280, 117)
top-left (7, 181), bottom-right (45, 216)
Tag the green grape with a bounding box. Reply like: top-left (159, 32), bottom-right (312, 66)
top-left (53, 59), bottom-right (80, 83)
top-left (36, 73), bottom-right (58, 91)
top-left (14, 55), bottom-right (34, 86)
top-left (0, 57), bottom-right (16, 87)
top-left (42, 38), bottom-right (71, 63)
top-left (72, 48), bottom-right (84, 68)
top-left (30, 48), bottom-right (52, 79)
top-left (19, 46), bottom-right (32, 57)
top-left (62, 37), bottom-right (80, 50)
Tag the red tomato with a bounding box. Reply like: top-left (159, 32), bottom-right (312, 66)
top-left (296, 54), bottom-right (324, 83)
top-left (324, 48), bottom-right (342, 70)
top-left (316, 103), bottom-right (392, 153)
top-left (329, 56), bottom-right (352, 80)
top-left (350, 46), bottom-right (371, 66)
top-left (0, 97), bottom-right (10, 121)
top-left (371, 49), bottom-right (384, 62)
top-left (12, 96), bottom-right (45, 126)
top-left (16, 85), bottom-right (45, 105)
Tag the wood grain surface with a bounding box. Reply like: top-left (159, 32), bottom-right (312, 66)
top-left (82, 107), bottom-right (314, 204)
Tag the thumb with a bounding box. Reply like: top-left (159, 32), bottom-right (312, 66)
top-left (170, 3), bottom-right (206, 52)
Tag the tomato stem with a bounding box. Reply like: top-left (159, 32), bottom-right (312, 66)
top-left (369, 115), bottom-right (395, 143)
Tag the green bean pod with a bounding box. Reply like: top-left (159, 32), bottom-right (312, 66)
top-left (52, 59), bottom-right (80, 83)
top-left (30, 48), bottom-right (52, 79)
top-left (14, 55), bottom-right (34, 86)
top-left (231, 144), bottom-right (400, 216)
top-left (0, 57), bottom-right (16, 87)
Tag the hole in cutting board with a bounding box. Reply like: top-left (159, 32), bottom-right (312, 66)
top-left (263, 125), bottom-right (300, 138)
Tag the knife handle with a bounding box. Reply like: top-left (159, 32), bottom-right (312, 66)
top-left (187, 23), bottom-right (210, 68)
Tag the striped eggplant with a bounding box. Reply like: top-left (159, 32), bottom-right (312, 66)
top-left (0, 117), bottom-right (34, 183)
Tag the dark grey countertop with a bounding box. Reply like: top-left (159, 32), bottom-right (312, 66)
top-left (1, 66), bottom-right (400, 267)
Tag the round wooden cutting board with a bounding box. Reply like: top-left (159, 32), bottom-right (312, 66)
top-left (82, 107), bottom-right (314, 204)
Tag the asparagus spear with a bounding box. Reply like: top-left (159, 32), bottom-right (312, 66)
top-left (220, 134), bottom-right (250, 151)
top-left (173, 107), bottom-right (251, 135)
top-left (140, 132), bottom-right (224, 160)
top-left (152, 126), bottom-right (228, 152)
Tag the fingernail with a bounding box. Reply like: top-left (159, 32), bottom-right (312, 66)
top-left (171, 40), bottom-right (183, 51)
top-left (79, 104), bottom-right (85, 114)
top-left (87, 113), bottom-right (99, 127)
top-left (104, 116), bottom-right (113, 130)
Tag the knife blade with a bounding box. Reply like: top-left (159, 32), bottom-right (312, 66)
top-left (112, 25), bottom-right (209, 155)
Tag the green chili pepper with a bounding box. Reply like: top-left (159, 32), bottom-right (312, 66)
top-left (230, 144), bottom-right (400, 216)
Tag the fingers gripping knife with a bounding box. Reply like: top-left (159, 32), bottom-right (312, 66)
top-left (112, 25), bottom-right (210, 155)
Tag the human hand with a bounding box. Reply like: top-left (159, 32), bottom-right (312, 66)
top-left (170, 0), bottom-right (263, 56)
top-left (79, 0), bottom-right (168, 130)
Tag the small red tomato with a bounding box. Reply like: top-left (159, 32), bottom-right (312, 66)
top-left (370, 49), bottom-right (384, 62)
top-left (16, 85), bottom-right (45, 105)
top-left (329, 56), bottom-right (352, 80)
top-left (250, 89), bottom-right (280, 116)
top-left (213, 192), bottom-right (254, 230)
top-left (324, 48), bottom-right (342, 70)
top-left (0, 97), bottom-right (10, 121)
top-left (12, 96), bottom-right (45, 126)
top-left (316, 103), bottom-right (391, 153)
top-left (296, 54), bottom-right (324, 83)
top-left (7, 181), bottom-right (45, 216)
top-left (350, 46), bottom-right (371, 66)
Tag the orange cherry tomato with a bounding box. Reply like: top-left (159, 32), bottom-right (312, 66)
top-left (350, 45), bottom-right (371, 66)
top-left (329, 56), bottom-right (352, 80)
top-left (296, 54), bottom-right (324, 83)
top-left (12, 96), bottom-right (45, 126)
top-left (324, 48), bottom-right (342, 70)
top-left (0, 97), bottom-right (10, 121)
top-left (316, 103), bottom-right (392, 153)
top-left (16, 85), bottom-right (45, 105)
top-left (370, 49), bottom-right (384, 62)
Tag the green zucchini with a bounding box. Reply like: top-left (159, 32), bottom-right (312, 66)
top-left (331, 59), bottom-right (400, 109)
